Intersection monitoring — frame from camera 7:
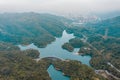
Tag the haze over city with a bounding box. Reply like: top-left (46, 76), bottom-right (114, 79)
top-left (0, 0), bottom-right (120, 15)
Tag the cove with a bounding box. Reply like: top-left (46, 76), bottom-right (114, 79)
top-left (47, 65), bottom-right (69, 80)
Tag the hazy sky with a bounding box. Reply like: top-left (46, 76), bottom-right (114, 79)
top-left (0, 0), bottom-right (120, 15)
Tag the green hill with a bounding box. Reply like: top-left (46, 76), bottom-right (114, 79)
top-left (0, 13), bottom-right (68, 47)
top-left (92, 16), bottom-right (120, 38)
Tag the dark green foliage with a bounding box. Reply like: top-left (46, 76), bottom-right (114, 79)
top-left (0, 13), bottom-right (68, 48)
top-left (0, 42), bottom-right (20, 51)
top-left (62, 37), bottom-right (87, 52)
top-left (0, 42), bottom-right (51, 80)
top-left (51, 60), bottom-right (106, 80)
top-left (90, 16), bottom-right (120, 38)
top-left (0, 42), bottom-right (106, 80)
top-left (78, 47), bottom-right (93, 56)
top-left (69, 38), bottom-right (86, 48)
top-left (66, 26), bottom-right (94, 37)
top-left (23, 49), bottom-right (40, 59)
top-left (88, 35), bottom-right (120, 78)
top-left (0, 13), bottom-right (119, 80)
top-left (0, 51), bottom-right (51, 80)
top-left (66, 16), bottom-right (120, 79)
top-left (62, 43), bottom-right (74, 52)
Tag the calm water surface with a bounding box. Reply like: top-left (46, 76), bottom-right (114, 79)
top-left (18, 30), bottom-right (91, 80)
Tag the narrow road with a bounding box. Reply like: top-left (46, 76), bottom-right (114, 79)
top-left (81, 34), bottom-right (101, 55)
top-left (82, 34), bottom-right (120, 80)
top-left (107, 62), bottom-right (120, 73)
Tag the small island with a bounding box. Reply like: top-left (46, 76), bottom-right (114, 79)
top-left (62, 43), bottom-right (74, 52)
top-left (62, 38), bottom-right (87, 52)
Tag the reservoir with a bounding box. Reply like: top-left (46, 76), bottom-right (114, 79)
top-left (18, 30), bottom-right (91, 80)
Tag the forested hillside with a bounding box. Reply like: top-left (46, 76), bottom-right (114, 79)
top-left (64, 16), bottom-right (120, 79)
top-left (0, 42), bottom-right (106, 80)
top-left (0, 13), bottom-right (119, 80)
top-left (0, 13), bottom-right (69, 47)
top-left (90, 16), bottom-right (120, 38)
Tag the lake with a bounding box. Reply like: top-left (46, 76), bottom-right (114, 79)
top-left (18, 30), bottom-right (91, 80)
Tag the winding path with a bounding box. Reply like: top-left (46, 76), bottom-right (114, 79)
top-left (82, 34), bottom-right (120, 80)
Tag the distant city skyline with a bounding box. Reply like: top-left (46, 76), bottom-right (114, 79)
top-left (0, 0), bottom-right (120, 15)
